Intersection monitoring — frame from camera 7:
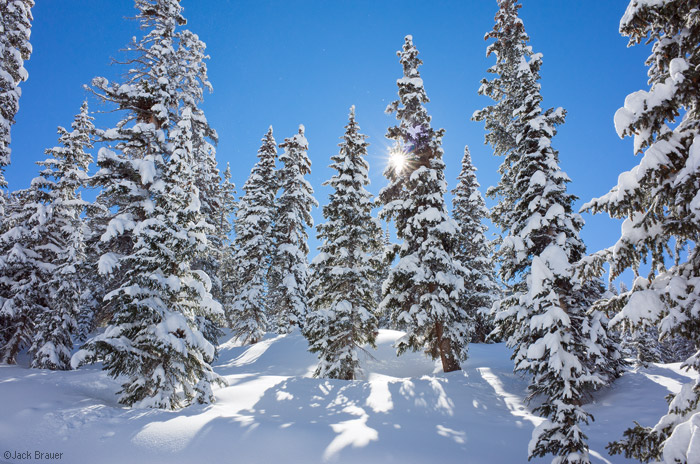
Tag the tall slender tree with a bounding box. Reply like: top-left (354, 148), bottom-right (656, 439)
top-left (379, 35), bottom-right (468, 373)
top-left (28, 102), bottom-right (94, 370)
top-left (451, 145), bottom-right (499, 343)
top-left (230, 128), bottom-right (278, 343)
top-left (73, 0), bottom-right (225, 409)
top-left (268, 126), bottom-right (317, 333)
top-left (306, 106), bottom-right (383, 380)
top-left (0, 0), bottom-right (33, 217)
top-left (581, 1), bottom-right (700, 461)
top-left (190, 117), bottom-right (224, 307)
top-left (474, 1), bottom-right (620, 461)
top-left (216, 163), bottom-right (237, 325)
top-left (171, 11), bottom-right (225, 347)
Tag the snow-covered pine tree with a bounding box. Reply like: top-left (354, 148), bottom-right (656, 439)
top-left (74, 108), bottom-right (225, 409)
top-left (474, 1), bottom-right (621, 461)
top-left (379, 35), bottom-right (468, 373)
top-left (306, 106), bottom-right (383, 380)
top-left (0, 188), bottom-right (48, 364)
top-left (375, 224), bottom-right (392, 329)
top-left (87, 0), bottom-right (185, 318)
top-left (579, 277), bottom-right (626, 387)
top-left (580, 1), bottom-right (700, 461)
top-left (0, 0), bottom-right (33, 217)
top-left (451, 145), bottom-right (499, 343)
top-left (28, 102), bottom-right (94, 370)
top-left (168, 11), bottom-right (225, 345)
top-left (216, 163), bottom-right (237, 325)
top-left (74, 0), bottom-right (224, 409)
top-left (230, 128), bottom-right (278, 343)
top-left (268, 126), bottom-right (317, 333)
top-left (612, 281), bottom-right (662, 368)
top-left (188, 107), bottom-right (224, 306)
top-left (189, 139), bottom-right (222, 301)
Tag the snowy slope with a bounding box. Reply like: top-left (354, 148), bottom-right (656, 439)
top-left (0, 330), bottom-right (693, 464)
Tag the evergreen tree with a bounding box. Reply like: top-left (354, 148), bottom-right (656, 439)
top-left (88, 0), bottom-right (186, 314)
top-left (28, 102), bottom-right (94, 370)
top-left (74, 0), bottom-right (224, 409)
top-left (169, 9), bottom-right (225, 345)
top-left (216, 163), bottom-right (237, 325)
top-left (614, 282), bottom-right (663, 368)
top-left (375, 224), bottom-right (392, 329)
top-left (306, 106), bottom-right (383, 380)
top-left (268, 126), bottom-right (317, 333)
top-left (0, 0), bottom-right (33, 217)
top-left (474, 1), bottom-right (620, 461)
top-left (379, 35), bottom-right (467, 373)
top-left (451, 145), bottom-right (499, 343)
top-left (581, 2), bottom-right (700, 460)
top-left (580, 278), bottom-right (626, 386)
top-left (188, 108), bottom-right (224, 307)
top-left (231, 128), bottom-right (278, 343)
top-left (74, 108), bottom-right (225, 409)
top-left (0, 188), bottom-right (47, 364)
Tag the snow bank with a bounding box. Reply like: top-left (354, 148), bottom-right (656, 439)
top-left (0, 330), bottom-right (693, 463)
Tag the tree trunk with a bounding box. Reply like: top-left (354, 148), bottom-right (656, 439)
top-left (436, 321), bottom-right (461, 373)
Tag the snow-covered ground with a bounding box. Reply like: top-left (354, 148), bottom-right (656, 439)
top-left (0, 329), bottom-right (693, 464)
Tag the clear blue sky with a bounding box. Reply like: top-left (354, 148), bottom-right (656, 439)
top-left (8, 0), bottom-right (649, 282)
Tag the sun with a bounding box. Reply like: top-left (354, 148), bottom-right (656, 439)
top-left (388, 146), bottom-right (408, 173)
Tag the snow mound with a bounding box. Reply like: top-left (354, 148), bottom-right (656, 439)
top-left (0, 330), bottom-right (693, 463)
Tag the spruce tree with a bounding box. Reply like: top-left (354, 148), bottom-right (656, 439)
top-left (268, 126), bottom-right (317, 333)
top-left (375, 224), bottom-right (392, 329)
top-left (612, 282), bottom-right (662, 368)
top-left (474, 1), bottom-right (620, 461)
top-left (74, 108), bottom-right (225, 409)
top-left (451, 145), bottom-right (499, 343)
top-left (170, 11), bottom-right (225, 345)
top-left (0, 0), bottom-right (33, 216)
top-left (580, 1), bottom-right (700, 461)
top-left (74, 0), bottom-right (224, 409)
top-left (0, 188), bottom-right (47, 364)
top-left (306, 106), bottom-right (383, 380)
top-left (189, 111), bottom-right (224, 307)
top-left (231, 128), bottom-right (278, 343)
top-left (28, 102), bottom-right (94, 370)
top-left (379, 35), bottom-right (467, 373)
top-left (88, 0), bottom-right (186, 309)
top-left (216, 163), bottom-right (237, 325)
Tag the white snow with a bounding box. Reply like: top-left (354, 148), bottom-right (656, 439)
top-left (97, 252), bottom-right (121, 275)
top-left (0, 329), bottom-right (693, 463)
top-left (132, 156), bottom-right (157, 185)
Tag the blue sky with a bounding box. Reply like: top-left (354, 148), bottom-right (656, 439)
top-left (8, 1), bottom-right (649, 282)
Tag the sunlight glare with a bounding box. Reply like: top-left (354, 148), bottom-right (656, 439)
top-left (388, 146), bottom-right (408, 173)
